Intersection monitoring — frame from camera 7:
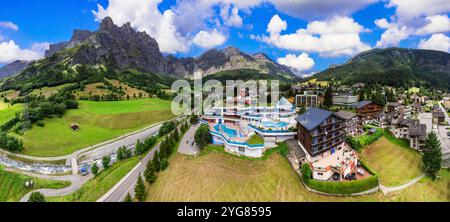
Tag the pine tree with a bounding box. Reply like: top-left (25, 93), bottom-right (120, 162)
top-left (173, 128), bottom-right (179, 141)
top-left (144, 161), bottom-right (157, 184)
top-left (153, 151), bottom-right (161, 172)
top-left (324, 86), bottom-right (333, 108)
top-left (124, 193), bottom-right (132, 202)
top-left (358, 90), bottom-right (365, 102)
top-left (422, 132), bottom-right (442, 180)
top-left (134, 174), bottom-right (146, 201)
top-left (91, 162), bottom-right (99, 177)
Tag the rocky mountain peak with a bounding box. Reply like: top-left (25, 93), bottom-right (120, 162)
top-left (223, 46), bottom-right (241, 56)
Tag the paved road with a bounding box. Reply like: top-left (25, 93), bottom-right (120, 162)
top-left (0, 118), bottom-right (176, 162)
top-left (18, 117), bottom-right (183, 202)
top-left (178, 124), bottom-right (200, 156)
top-left (98, 122), bottom-right (187, 202)
top-left (17, 169), bottom-right (93, 202)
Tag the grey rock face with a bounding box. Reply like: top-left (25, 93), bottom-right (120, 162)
top-left (0, 60), bottom-right (30, 79)
top-left (42, 17), bottom-right (295, 78)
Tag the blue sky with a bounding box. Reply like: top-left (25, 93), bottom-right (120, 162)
top-left (0, 0), bottom-right (449, 74)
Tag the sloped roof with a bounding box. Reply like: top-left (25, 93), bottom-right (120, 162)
top-left (409, 122), bottom-right (427, 140)
top-left (335, 110), bottom-right (357, 120)
top-left (295, 108), bottom-right (332, 131)
top-left (355, 100), bottom-right (373, 109)
top-left (277, 97), bottom-right (292, 107)
top-left (433, 111), bottom-right (445, 118)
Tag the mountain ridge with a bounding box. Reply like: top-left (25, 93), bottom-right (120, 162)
top-left (310, 47), bottom-right (450, 90)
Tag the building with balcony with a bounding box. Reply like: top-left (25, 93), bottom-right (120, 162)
top-left (356, 100), bottom-right (383, 123)
top-left (201, 97), bottom-right (298, 158)
top-left (332, 95), bottom-right (358, 107)
top-left (335, 110), bottom-right (362, 136)
top-left (295, 94), bottom-right (319, 108)
top-left (295, 108), bottom-right (358, 181)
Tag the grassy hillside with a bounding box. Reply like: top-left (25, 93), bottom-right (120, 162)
top-left (0, 102), bottom-right (23, 125)
top-left (144, 149), bottom-right (448, 202)
top-left (16, 98), bottom-right (175, 157)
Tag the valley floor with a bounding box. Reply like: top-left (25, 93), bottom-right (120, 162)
top-left (12, 98), bottom-right (174, 157)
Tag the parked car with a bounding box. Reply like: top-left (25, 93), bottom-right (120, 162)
top-left (357, 168), bottom-right (365, 176)
top-left (80, 164), bottom-right (89, 176)
top-left (332, 173), bottom-right (340, 181)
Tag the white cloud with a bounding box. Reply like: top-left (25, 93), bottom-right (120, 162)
top-left (261, 15), bottom-right (371, 57)
top-left (376, 26), bottom-right (410, 48)
top-left (220, 5), bottom-right (243, 28)
top-left (267, 14), bottom-right (287, 35)
top-left (0, 21), bottom-right (19, 31)
top-left (277, 53), bottom-right (315, 71)
top-left (415, 15), bottom-right (450, 35)
top-left (386, 0), bottom-right (450, 24)
top-left (269, 0), bottom-right (378, 19)
top-left (192, 29), bottom-right (227, 48)
top-left (0, 40), bottom-right (49, 63)
top-left (418, 33), bottom-right (450, 52)
top-left (375, 0), bottom-right (450, 47)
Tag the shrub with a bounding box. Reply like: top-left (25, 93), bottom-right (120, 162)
top-left (36, 120), bottom-right (45, 127)
top-left (102, 156), bottom-right (111, 169)
top-left (300, 163), bottom-right (312, 184)
top-left (158, 121), bottom-right (175, 137)
top-left (28, 192), bottom-right (46, 202)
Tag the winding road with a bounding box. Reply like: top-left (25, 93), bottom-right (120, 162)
top-left (17, 117), bottom-right (184, 202)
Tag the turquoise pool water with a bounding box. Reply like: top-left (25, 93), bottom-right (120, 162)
top-left (260, 121), bottom-right (288, 128)
top-left (214, 124), bottom-right (242, 138)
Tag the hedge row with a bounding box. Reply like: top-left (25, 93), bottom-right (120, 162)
top-left (307, 175), bottom-right (379, 195)
top-left (301, 164), bottom-right (379, 195)
top-left (359, 159), bottom-right (378, 176)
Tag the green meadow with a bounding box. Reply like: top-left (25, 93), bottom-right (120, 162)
top-left (0, 166), bottom-right (70, 202)
top-left (18, 98), bottom-right (175, 157)
top-left (0, 102), bottom-right (23, 125)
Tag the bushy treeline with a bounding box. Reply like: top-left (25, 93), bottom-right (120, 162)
top-left (136, 120), bottom-right (190, 201)
top-left (0, 132), bottom-right (23, 152)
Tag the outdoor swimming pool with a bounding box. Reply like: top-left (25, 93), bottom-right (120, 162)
top-left (214, 124), bottom-right (242, 138)
top-left (260, 121), bottom-right (288, 128)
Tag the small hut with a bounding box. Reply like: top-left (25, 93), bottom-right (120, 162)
top-left (70, 123), bottom-right (80, 131)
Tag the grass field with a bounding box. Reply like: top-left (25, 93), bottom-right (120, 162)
top-left (30, 83), bottom-right (73, 98)
top-left (47, 157), bottom-right (139, 202)
top-left (0, 101), bottom-right (23, 125)
top-left (0, 167), bottom-right (70, 202)
top-left (300, 78), bottom-right (329, 87)
top-left (359, 137), bottom-right (424, 187)
top-left (0, 90), bottom-right (20, 100)
top-left (74, 79), bottom-right (149, 100)
top-left (143, 149), bottom-right (448, 202)
top-left (19, 98), bottom-right (175, 157)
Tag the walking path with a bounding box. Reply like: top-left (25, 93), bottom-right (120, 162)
top-left (177, 123), bottom-right (200, 156)
top-left (13, 169), bottom-right (93, 202)
top-left (379, 174), bottom-right (426, 195)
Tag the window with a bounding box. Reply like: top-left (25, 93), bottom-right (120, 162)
top-left (318, 173), bottom-right (323, 176)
